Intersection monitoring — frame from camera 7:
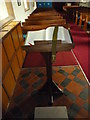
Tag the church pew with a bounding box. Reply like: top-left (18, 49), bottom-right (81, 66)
top-left (22, 21), bottom-right (66, 32)
top-left (75, 9), bottom-right (89, 25)
top-left (75, 11), bottom-right (79, 24)
top-left (28, 13), bottom-right (60, 18)
top-left (29, 9), bottom-right (60, 17)
top-left (74, 9), bottom-right (90, 32)
top-left (22, 19), bottom-right (65, 26)
top-left (63, 6), bottom-right (89, 13)
top-left (31, 9), bottom-right (59, 15)
top-left (31, 8), bottom-right (56, 14)
top-left (83, 14), bottom-right (90, 31)
top-left (63, 5), bottom-right (89, 23)
top-left (63, 6), bottom-right (81, 20)
top-left (22, 8), bottom-right (66, 34)
top-left (63, 5), bottom-right (80, 12)
top-left (27, 15), bottom-right (63, 21)
top-left (79, 12), bottom-right (88, 27)
top-left (31, 9), bottom-right (57, 14)
top-left (28, 8), bottom-right (60, 21)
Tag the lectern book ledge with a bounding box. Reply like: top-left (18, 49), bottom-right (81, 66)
top-left (24, 26), bottom-right (72, 46)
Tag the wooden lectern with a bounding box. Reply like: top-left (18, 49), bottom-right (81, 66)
top-left (22, 26), bottom-right (74, 105)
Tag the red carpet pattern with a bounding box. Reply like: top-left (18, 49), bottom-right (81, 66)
top-left (6, 66), bottom-right (90, 119)
top-left (70, 23), bottom-right (89, 81)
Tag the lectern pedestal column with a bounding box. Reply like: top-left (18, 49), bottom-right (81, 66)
top-left (40, 52), bottom-right (63, 105)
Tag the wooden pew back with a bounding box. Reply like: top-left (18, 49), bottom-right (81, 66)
top-left (22, 19), bottom-right (65, 26)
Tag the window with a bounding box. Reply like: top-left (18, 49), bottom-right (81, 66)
top-left (80, 0), bottom-right (87, 2)
top-left (0, 0), bottom-right (8, 21)
top-left (0, 0), bottom-right (14, 28)
top-left (23, 0), bottom-right (30, 12)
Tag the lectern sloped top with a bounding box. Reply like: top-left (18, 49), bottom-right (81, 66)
top-left (22, 26), bottom-right (74, 52)
top-left (24, 26), bottom-right (73, 45)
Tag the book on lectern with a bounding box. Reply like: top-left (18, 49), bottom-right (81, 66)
top-left (25, 26), bottom-right (72, 46)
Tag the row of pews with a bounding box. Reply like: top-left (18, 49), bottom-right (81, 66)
top-left (22, 8), bottom-right (67, 34)
top-left (75, 9), bottom-right (90, 32)
top-left (63, 5), bottom-right (90, 32)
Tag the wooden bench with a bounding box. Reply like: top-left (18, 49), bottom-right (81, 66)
top-left (1, 21), bottom-right (26, 115)
top-left (75, 10), bottom-right (90, 32)
top-left (29, 13), bottom-right (60, 18)
top-left (22, 8), bottom-right (66, 33)
top-left (22, 20), bottom-right (66, 32)
top-left (83, 14), bottom-right (90, 32)
top-left (22, 19), bottom-right (66, 26)
top-left (31, 8), bottom-right (57, 14)
top-left (79, 12), bottom-right (87, 27)
top-left (63, 5), bottom-right (89, 25)
top-left (28, 15), bottom-right (63, 20)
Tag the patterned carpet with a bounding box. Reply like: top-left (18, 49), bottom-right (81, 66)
top-left (6, 65), bottom-right (90, 119)
top-left (70, 23), bottom-right (89, 81)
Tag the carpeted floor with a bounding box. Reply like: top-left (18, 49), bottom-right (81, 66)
top-left (6, 66), bottom-right (89, 119)
top-left (23, 51), bottom-right (77, 67)
top-left (70, 23), bottom-right (89, 81)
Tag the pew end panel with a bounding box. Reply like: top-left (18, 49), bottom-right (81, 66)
top-left (1, 21), bottom-right (26, 114)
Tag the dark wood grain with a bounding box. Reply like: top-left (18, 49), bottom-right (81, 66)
top-left (22, 43), bottom-right (75, 52)
top-left (34, 40), bottom-right (61, 45)
top-left (22, 8), bottom-right (66, 33)
top-left (27, 16), bottom-right (63, 21)
top-left (22, 21), bottom-right (66, 31)
top-left (22, 19), bottom-right (66, 26)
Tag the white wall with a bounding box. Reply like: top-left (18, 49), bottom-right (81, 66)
top-left (79, 2), bottom-right (90, 8)
top-left (0, 0), bottom-right (8, 20)
top-left (11, 1), bottom-right (37, 22)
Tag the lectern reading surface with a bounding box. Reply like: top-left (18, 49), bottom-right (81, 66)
top-left (25, 26), bottom-right (72, 45)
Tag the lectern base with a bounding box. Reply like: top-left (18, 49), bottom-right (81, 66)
top-left (38, 80), bottom-right (63, 105)
top-left (39, 52), bottom-right (63, 105)
top-left (34, 106), bottom-right (68, 119)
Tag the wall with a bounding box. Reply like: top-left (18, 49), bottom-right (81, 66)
top-left (11, 1), bottom-right (37, 22)
top-left (37, 2), bottom-right (52, 8)
top-left (79, 2), bottom-right (90, 7)
top-left (0, 1), bottom-right (8, 20)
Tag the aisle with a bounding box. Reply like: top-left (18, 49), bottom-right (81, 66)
top-left (70, 23), bottom-right (89, 81)
top-left (6, 66), bottom-right (89, 119)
